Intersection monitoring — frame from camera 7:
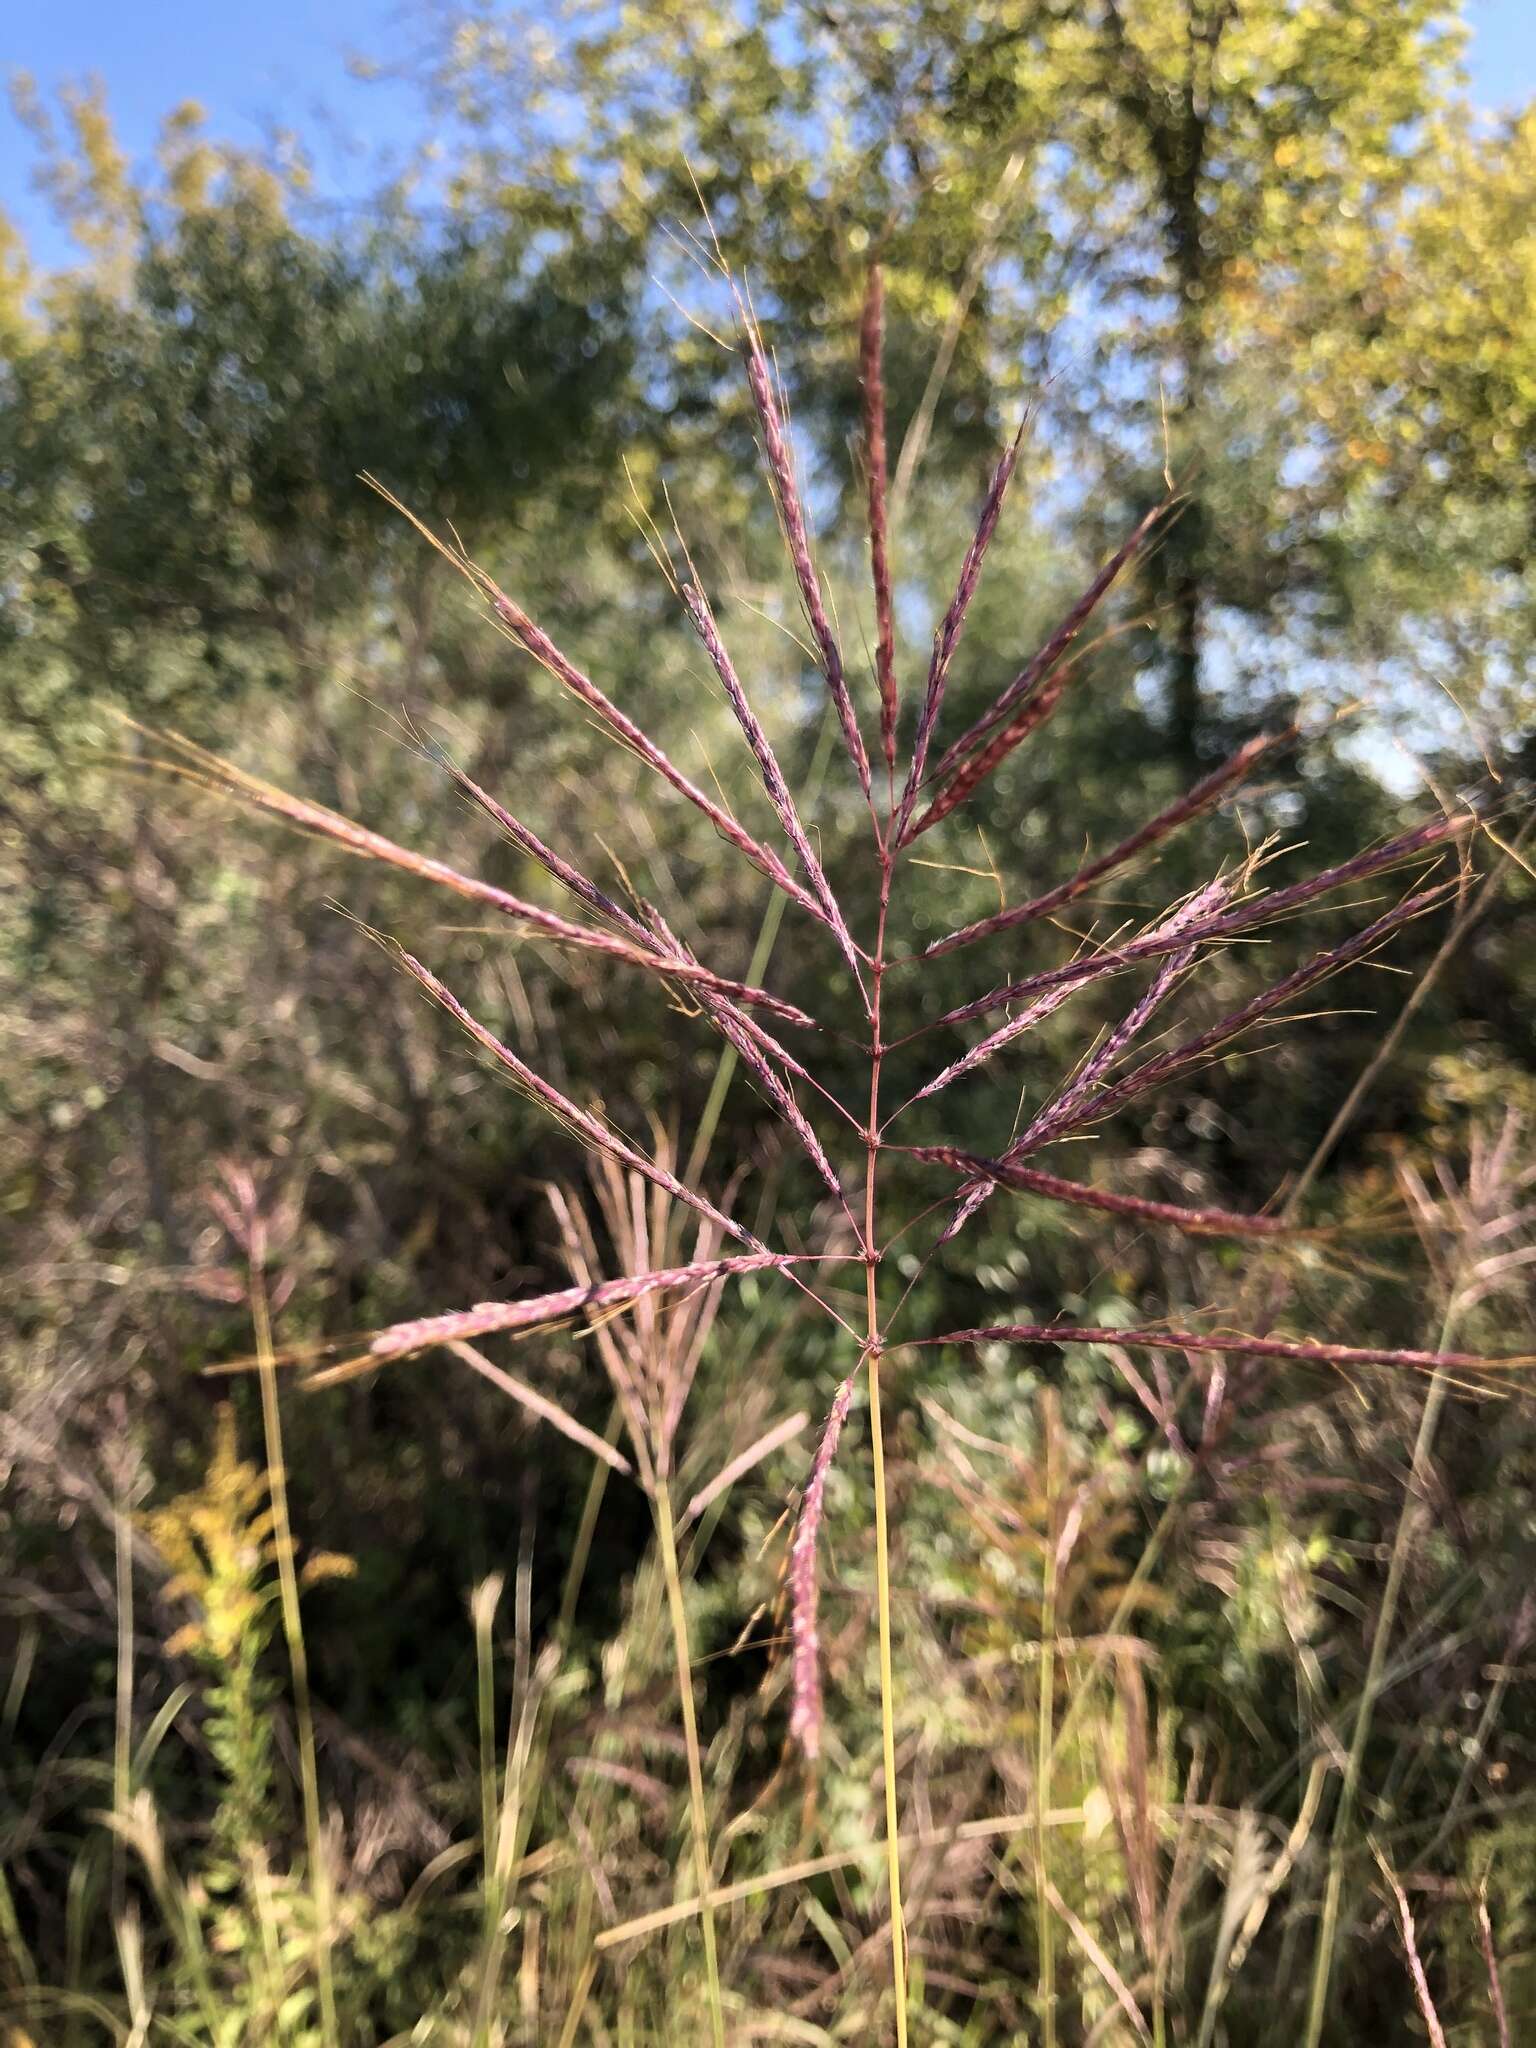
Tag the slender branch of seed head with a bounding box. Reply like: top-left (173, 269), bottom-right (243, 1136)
top-left (902, 667), bottom-right (1073, 845)
top-left (679, 576), bottom-right (867, 984)
top-left (544, 1182), bottom-right (659, 1487)
top-left (740, 317), bottom-right (874, 806)
top-left (922, 879), bottom-right (1455, 1259)
top-left (304, 1254), bottom-right (794, 1383)
top-left (708, 1003), bottom-right (866, 1137)
top-left (1024, 882), bottom-right (1457, 1147)
top-left (903, 1151), bottom-right (1293, 1240)
top-left (787, 1372), bottom-right (856, 1759)
top-left (701, 1000), bottom-right (820, 1091)
top-left (859, 267), bottom-right (899, 789)
top-left (897, 869), bottom-right (1223, 1121)
top-left (904, 816), bottom-right (1472, 1038)
top-left (892, 419), bottom-right (1026, 844)
top-left (444, 756), bottom-right (658, 940)
top-left (745, 1039), bottom-right (866, 1137)
top-left (691, 984), bottom-right (863, 1239)
top-left (1010, 877), bottom-right (1233, 1154)
top-left (638, 904), bottom-right (864, 1144)
top-left (362, 477), bottom-right (828, 919)
top-left (924, 495), bottom-right (1179, 795)
top-left (915, 879), bottom-right (1230, 1232)
top-left (890, 979), bottom-right (1081, 1120)
top-left (918, 726), bottom-right (1299, 958)
top-left (446, 758), bottom-right (830, 1061)
top-left (903, 614), bottom-right (1159, 846)
top-left (380, 936), bottom-right (762, 1248)
top-left (446, 1340), bottom-right (637, 1475)
top-left (909, 1323), bottom-right (1527, 1375)
top-left (142, 732), bottom-right (815, 1027)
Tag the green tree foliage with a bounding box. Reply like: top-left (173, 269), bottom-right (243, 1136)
top-left (1257, 100), bottom-right (1536, 737)
top-left (409, 0), bottom-right (1491, 753)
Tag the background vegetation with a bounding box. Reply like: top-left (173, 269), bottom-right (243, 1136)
top-left (3, 3), bottom-right (1535, 2040)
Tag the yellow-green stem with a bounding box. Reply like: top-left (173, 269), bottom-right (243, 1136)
top-left (112, 1469), bottom-right (134, 1925)
top-left (1303, 1307), bottom-right (1457, 2047)
top-left (869, 1350), bottom-right (909, 2045)
top-left (250, 1267), bottom-right (339, 2048)
top-left (1036, 1534), bottom-right (1058, 2048)
top-left (653, 1480), bottom-right (726, 2048)
top-left (867, 870), bottom-right (910, 2044)
top-left (472, 1578), bottom-right (503, 1892)
top-left (557, 1404), bottom-right (620, 1648)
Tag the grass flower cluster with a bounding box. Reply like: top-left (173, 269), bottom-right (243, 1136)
top-left (123, 264), bottom-right (1530, 2045)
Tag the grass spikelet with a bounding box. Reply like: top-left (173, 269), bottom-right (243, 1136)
top-left (916, 1322), bottom-right (1530, 1376)
top-left (922, 724), bottom-right (1300, 954)
top-left (926, 494), bottom-right (1180, 794)
top-left (739, 306), bottom-right (873, 803)
top-left (894, 416), bottom-right (1028, 841)
top-left (859, 267), bottom-right (899, 778)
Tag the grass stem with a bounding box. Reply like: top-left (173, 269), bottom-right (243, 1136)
top-left (1304, 1309), bottom-right (1457, 2046)
top-left (249, 1265), bottom-right (339, 2048)
top-left (1036, 1413), bottom-right (1059, 2048)
top-left (868, 1351), bottom-right (909, 2044)
top-left (867, 857), bottom-right (910, 2044)
top-left (653, 1479), bottom-right (726, 2048)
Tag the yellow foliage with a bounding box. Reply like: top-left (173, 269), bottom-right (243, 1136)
top-left (144, 1405), bottom-right (352, 1665)
top-left (0, 209), bottom-right (32, 348)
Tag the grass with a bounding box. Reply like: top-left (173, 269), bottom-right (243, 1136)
top-left (7, 259), bottom-right (1531, 2043)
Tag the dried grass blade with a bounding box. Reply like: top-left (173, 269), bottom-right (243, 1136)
top-left (681, 1411), bottom-right (810, 1530)
top-left (591, 1803), bottom-right (1089, 1949)
top-left (1041, 1876), bottom-right (1152, 2045)
top-left (446, 1341), bottom-right (635, 1474)
top-left (1373, 1846), bottom-right (1448, 2048)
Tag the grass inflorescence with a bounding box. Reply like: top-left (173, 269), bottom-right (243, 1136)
top-left (108, 262), bottom-right (1532, 2045)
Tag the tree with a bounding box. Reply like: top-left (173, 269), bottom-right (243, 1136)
top-left (404, 0), bottom-right (1476, 757)
top-left (1253, 101), bottom-right (1536, 738)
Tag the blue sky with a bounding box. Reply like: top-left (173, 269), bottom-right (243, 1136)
top-left (1, 0), bottom-right (420, 268)
top-left (4, 0), bottom-right (1535, 274)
